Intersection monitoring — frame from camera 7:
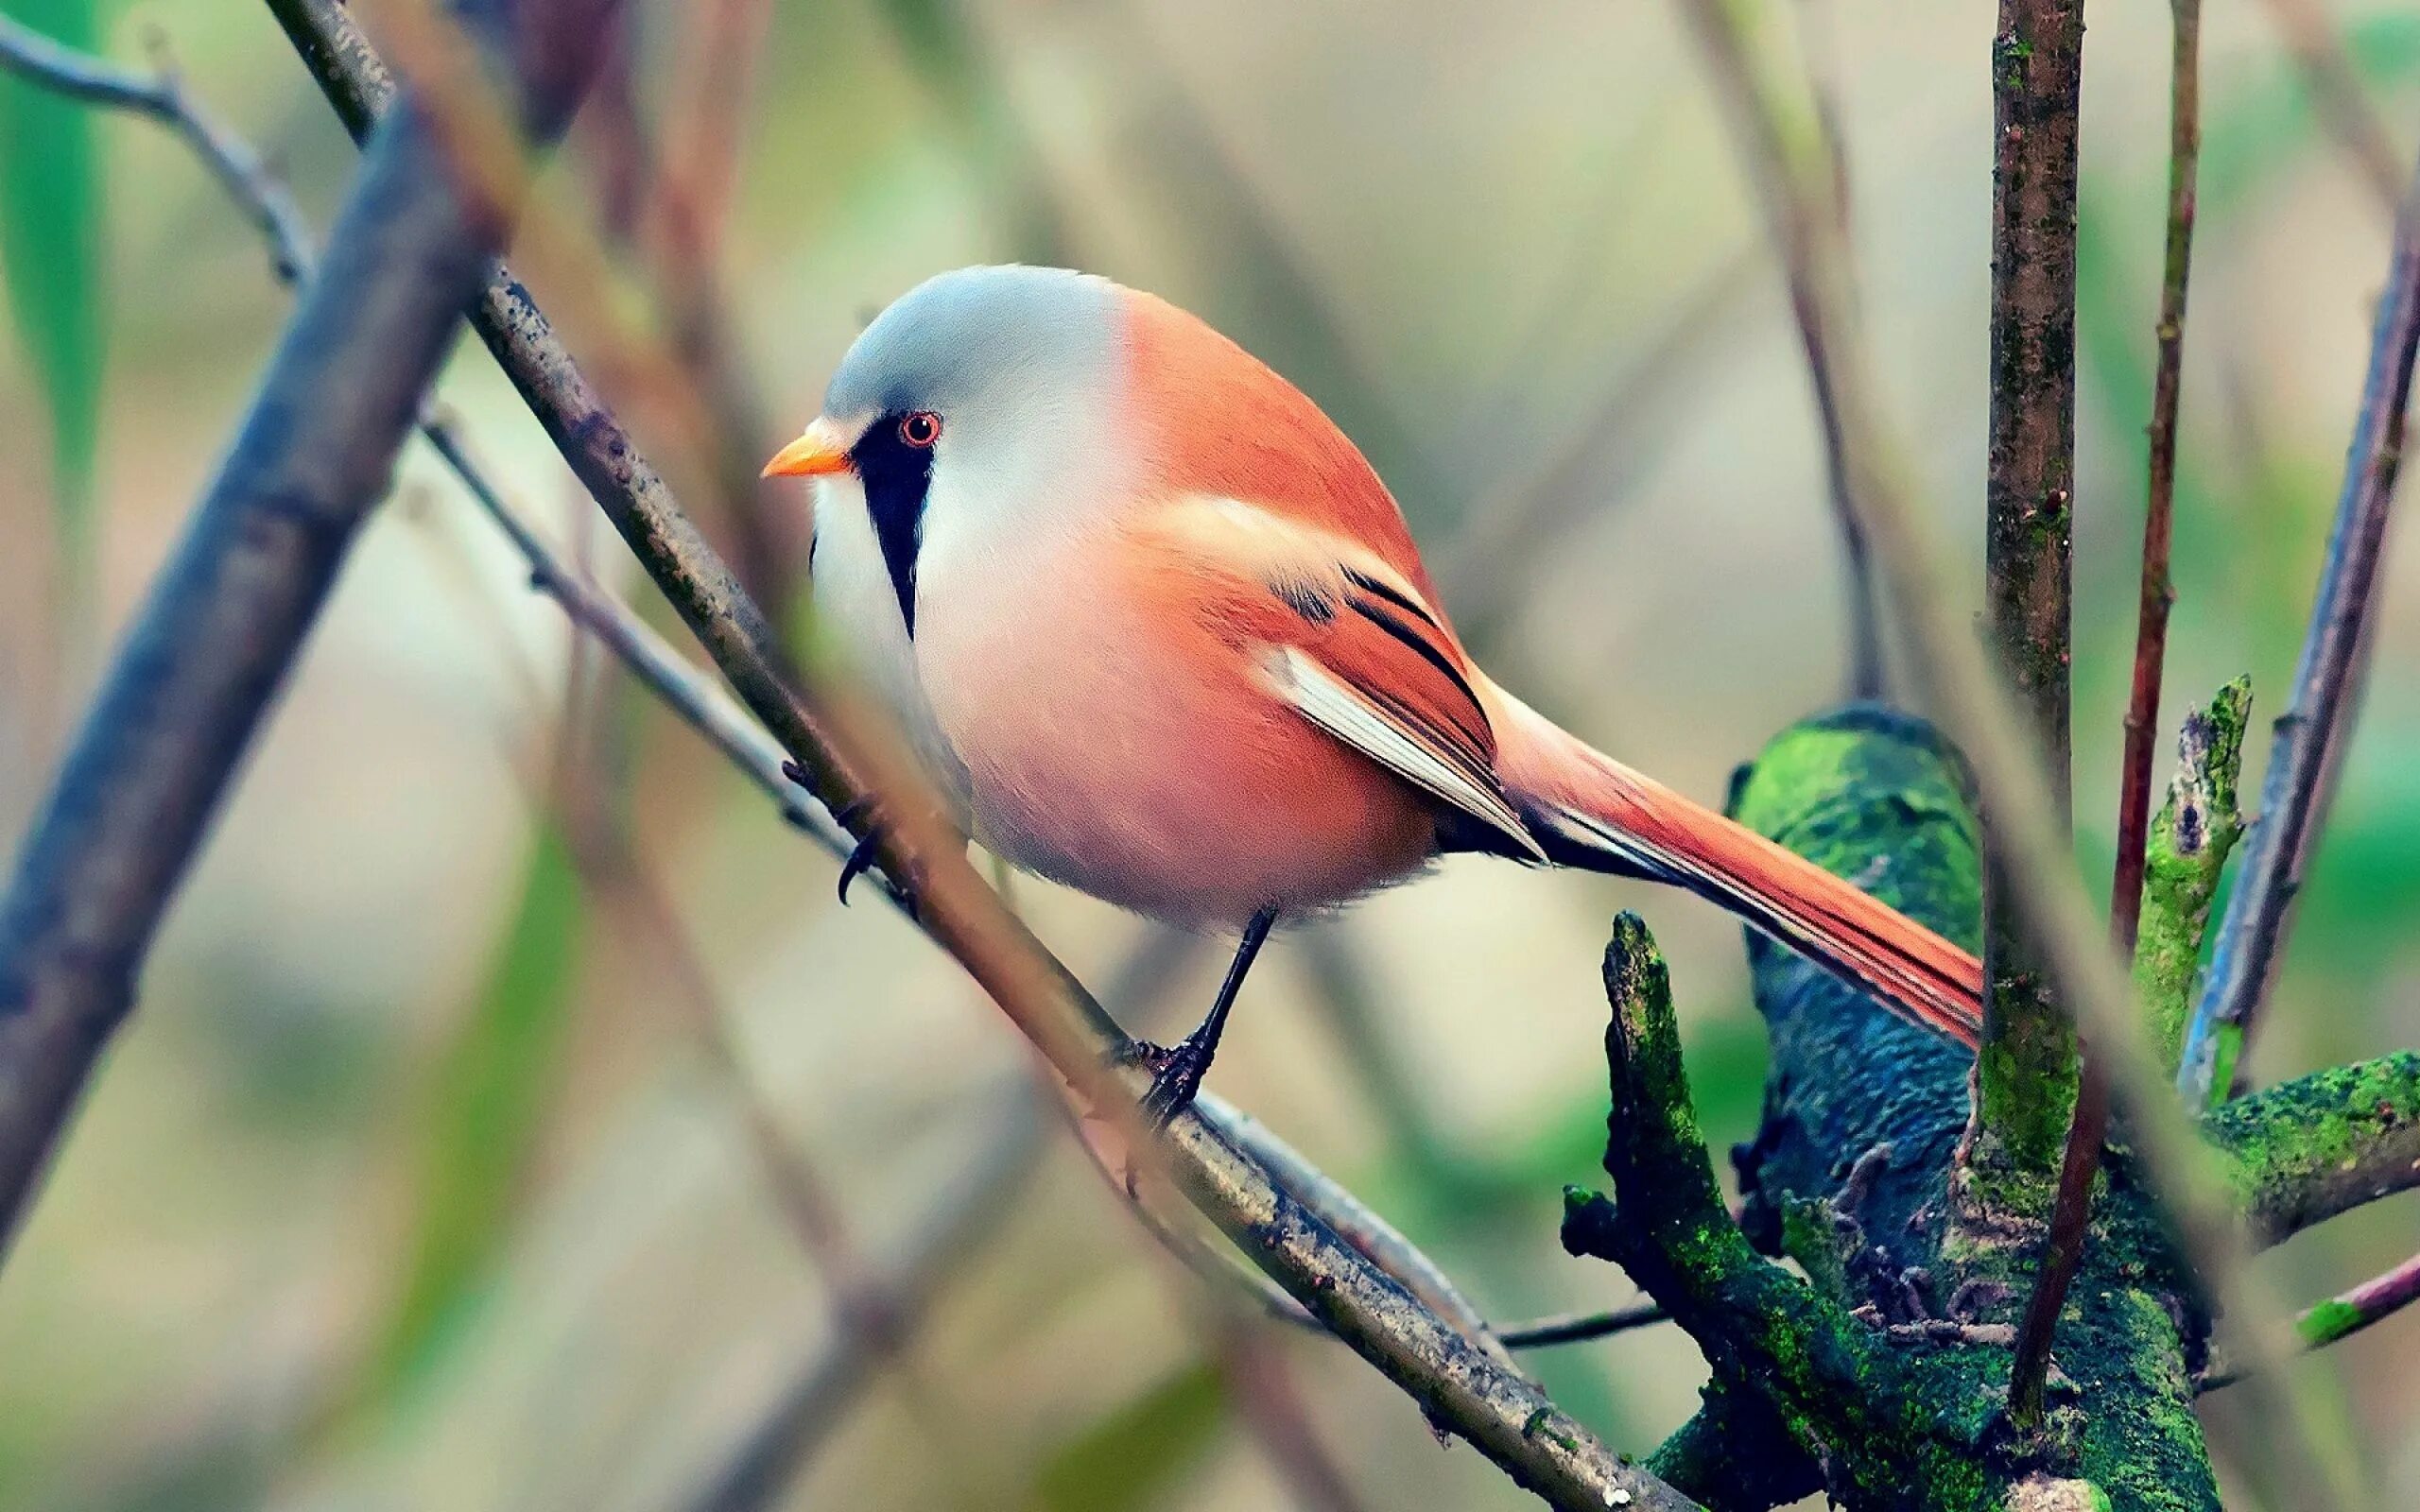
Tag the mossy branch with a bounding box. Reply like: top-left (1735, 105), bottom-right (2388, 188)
top-left (2207, 1050), bottom-right (2420, 1246)
top-left (2135, 679), bottom-right (2251, 1070)
top-left (1581, 707), bottom-right (2411, 1510)
top-left (1564, 912), bottom-right (2014, 1510)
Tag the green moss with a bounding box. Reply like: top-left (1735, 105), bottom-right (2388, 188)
top-left (2207, 1051), bottom-right (2420, 1241)
top-left (2298, 1299), bottom-right (2366, 1346)
top-left (2135, 679), bottom-right (2252, 1072)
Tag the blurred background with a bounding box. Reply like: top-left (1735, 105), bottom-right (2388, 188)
top-left (3, 0), bottom-right (2419, 1507)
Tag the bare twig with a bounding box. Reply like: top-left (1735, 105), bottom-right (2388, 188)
top-left (1674, 3), bottom-right (2359, 1503)
top-left (2113, 0), bottom-right (2205, 970)
top-left (1497, 1303), bottom-right (1670, 1349)
top-left (2180, 161), bottom-right (2420, 1108)
top-left (421, 414), bottom-right (869, 871)
top-left (0, 0), bottom-right (627, 1255)
top-left (1203, 1099), bottom-right (1524, 1377)
top-left (2255, 0), bottom-right (2407, 211)
top-left (0, 17), bottom-right (316, 284)
top-left (2200, 1248), bottom-right (2420, 1392)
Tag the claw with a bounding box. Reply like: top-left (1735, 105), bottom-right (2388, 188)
top-left (1139, 1034), bottom-right (1212, 1130)
top-left (838, 829), bottom-right (882, 906)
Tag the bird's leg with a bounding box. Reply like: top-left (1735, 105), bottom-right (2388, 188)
top-left (1141, 906), bottom-right (1279, 1128)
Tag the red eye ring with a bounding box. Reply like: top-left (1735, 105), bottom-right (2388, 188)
top-left (898, 410), bottom-right (942, 448)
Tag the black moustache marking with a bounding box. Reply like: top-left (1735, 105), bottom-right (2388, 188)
top-left (853, 415), bottom-right (938, 635)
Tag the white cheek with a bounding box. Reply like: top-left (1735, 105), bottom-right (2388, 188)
top-left (913, 395), bottom-right (1129, 600)
top-left (807, 474), bottom-right (972, 816)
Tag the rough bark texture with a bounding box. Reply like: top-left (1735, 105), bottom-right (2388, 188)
top-left (1979, 0), bottom-right (2085, 1188)
top-left (1571, 705), bottom-right (2222, 1511)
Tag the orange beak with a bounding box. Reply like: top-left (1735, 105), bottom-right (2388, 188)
top-left (761, 418), bottom-right (856, 478)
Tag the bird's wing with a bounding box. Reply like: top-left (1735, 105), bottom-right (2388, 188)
top-left (1134, 497), bottom-right (1544, 861)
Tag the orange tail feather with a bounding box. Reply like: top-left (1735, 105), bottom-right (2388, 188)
top-left (1486, 691), bottom-right (1983, 1048)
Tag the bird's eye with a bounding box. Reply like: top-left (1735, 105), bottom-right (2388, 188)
top-left (898, 411), bottom-right (942, 448)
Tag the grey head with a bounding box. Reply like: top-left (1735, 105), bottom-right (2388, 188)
top-left (822, 265), bottom-right (1122, 429)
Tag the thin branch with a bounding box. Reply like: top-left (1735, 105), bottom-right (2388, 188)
top-left (421, 413), bottom-right (871, 873)
top-left (1673, 2), bottom-right (2360, 1502)
top-left (2255, 0), bottom-right (2408, 211)
top-left (2179, 157), bottom-right (2420, 1108)
top-left (0, 18), bottom-right (317, 285)
top-left (0, 0), bottom-right (627, 1255)
top-left (1497, 1303), bottom-right (1670, 1349)
top-left (2112, 0), bottom-right (2205, 968)
top-left (2020, 0), bottom-right (2204, 1426)
top-left (1204, 1098), bottom-right (1525, 1377)
top-left (2200, 1248), bottom-right (2420, 1393)
top-left (264, 9), bottom-right (1700, 1505)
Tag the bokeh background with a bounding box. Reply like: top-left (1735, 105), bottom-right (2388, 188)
top-left (3, 0), bottom-right (2419, 1507)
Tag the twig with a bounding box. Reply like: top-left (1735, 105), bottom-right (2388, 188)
top-left (2020, 0), bottom-right (2204, 1426)
top-left (2179, 156), bottom-right (2420, 1109)
top-left (2113, 0), bottom-right (2205, 970)
top-left (421, 414), bottom-right (871, 873)
top-left (1497, 1303), bottom-right (1670, 1349)
top-left (0, 17), bottom-right (317, 285)
top-left (0, 0), bottom-right (627, 1256)
top-left (2255, 0), bottom-right (2408, 211)
top-left (2199, 1247), bottom-right (2420, 1392)
top-left (1674, 2), bottom-right (2359, 1502)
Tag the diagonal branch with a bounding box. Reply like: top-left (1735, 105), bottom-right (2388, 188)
top-left (0, 0), bottom-right (628, 1256)
top-left (2198, 1247), bottom-right (2420, 1393)
top-left (2179, 155), bottom-right (2420, 1108)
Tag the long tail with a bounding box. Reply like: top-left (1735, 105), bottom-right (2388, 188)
top-left (1484, 687), bottom-right (1983, 1048)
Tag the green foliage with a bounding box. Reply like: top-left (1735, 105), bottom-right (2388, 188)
top-left (359, 820), bottom-right (588, 1408)
top-left (0, 0), bottom-right (110, 604)
top-left (1030, 1360), bottom-right (1226, 1512)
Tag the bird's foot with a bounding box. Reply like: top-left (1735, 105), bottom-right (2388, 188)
top-left (783, 763), bottom-right (913, 916)
top-left (1137, 1031), bottom-right (1215, 1129)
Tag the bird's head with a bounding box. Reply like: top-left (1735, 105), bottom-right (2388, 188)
top-left (761, 265), bottom-right (1130, 533)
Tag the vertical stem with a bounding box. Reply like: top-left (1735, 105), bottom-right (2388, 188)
top-left (1978, 0), bottom-right (2084, 1182)
top-left (2014, 0), bottom-right (2204, 1425)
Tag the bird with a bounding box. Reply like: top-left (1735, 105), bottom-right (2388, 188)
top-left (764, 265), bottom-right (1982, 1123)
